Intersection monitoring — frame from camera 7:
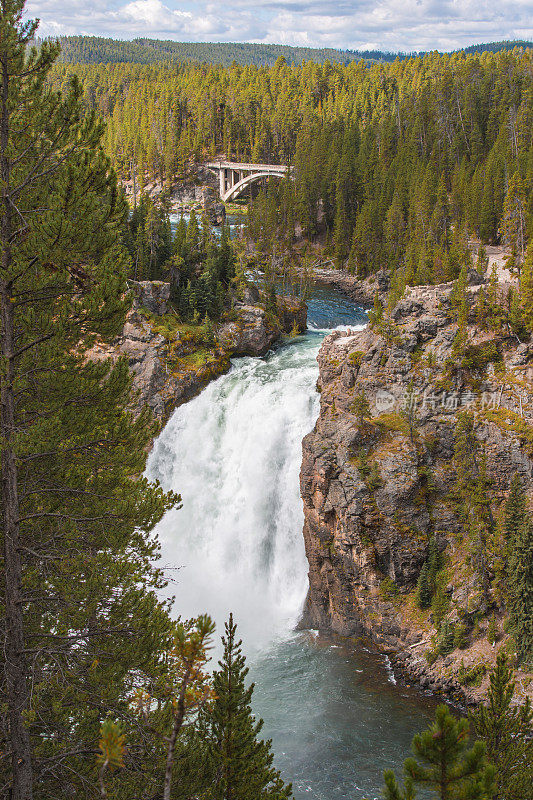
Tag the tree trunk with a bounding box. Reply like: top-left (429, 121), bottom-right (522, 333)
top-left (162, 668), bottom-right (190, 800)
top-left (0, 55), bottom-right (33, 800)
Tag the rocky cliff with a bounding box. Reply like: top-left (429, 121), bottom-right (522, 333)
top-left (300, 278), bottom-right (533, 704)
top-left (89, 281), bottom-right (306, 425)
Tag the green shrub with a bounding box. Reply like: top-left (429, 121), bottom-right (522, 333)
top-left (355, 448), bottom-right (371, 477)
top-left (460, 340), bottom-right (501, 372)
top-left (348, 350), bottom-right (364, 367)
top-left (367, 461), bottom-right (382, 491)
top-left (380, 577), bottom-right (400, 601)
top-left (487, 614), bottom-right (499, 645)
top-left (458, 660), bottom-right (487, 686)
top-left (453, 622), bottom-right (468, 649)
top-left (437, 621), bottom-right (455, 656)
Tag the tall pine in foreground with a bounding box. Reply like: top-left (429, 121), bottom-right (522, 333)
top-left (470, 653), bottom-right (533, 800)
top-left (383, 705), bottom-right (494, 800)
top-left (0, 3), bottom-right (179, 797)
top-left (202, 615), bottom-right (292, 800)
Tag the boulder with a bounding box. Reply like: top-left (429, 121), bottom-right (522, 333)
top-left (218, 306), bottom-right (278, 357)
top-left (129, 280), bottom-right (170, 315)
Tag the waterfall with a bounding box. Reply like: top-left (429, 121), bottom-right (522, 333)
top-left (145, 333), bottom-right (326, 651)
top-left (144, 304), bottom-right (435, 800)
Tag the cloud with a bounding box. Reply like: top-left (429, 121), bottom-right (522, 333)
top-left (26, 0), bottom-right (533, 52)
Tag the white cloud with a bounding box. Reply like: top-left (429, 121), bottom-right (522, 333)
top-left (26, 0), bottom-right (533, 51)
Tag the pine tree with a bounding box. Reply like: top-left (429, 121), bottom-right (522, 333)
top-left (384, 705), bottom-right (495, 800)
top-left (385, 190), bottom-right (406, 267)
top-left (450, 266), bottom-right (469, 358)
top-left (185, 208), bottom-right (200, 258)
top-left (202, 615), bottom-right (292, 800)
top-left (417, 537), bottom-right (441, 610)
top-left (505, 477), bottom-right (533, 667)
top-left (416, 562), bottom-right (432, 609)
top-left (369, 292), bottom-right (384, 328)
top-left (352, 388), bottom-right (371, 427)
top-left (162, 616), bottom-right (216, 800)
top-left (487, 614), bottom-right (498, 645)
top-left (432, 175), bottom-right (450, 250)
top-left (469, 653), bottom-right (533, 800)
top-left (502, 171), bottom-right (527, 273)
top-left (519, 243), bottom-right (533, 330)
top-left (174, 213), bottom-right (187, 258)
top-left (0, 5), bottom-right (179, 797)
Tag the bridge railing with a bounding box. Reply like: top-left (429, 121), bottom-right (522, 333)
top-left (206, 161), bottom-right (288, 173)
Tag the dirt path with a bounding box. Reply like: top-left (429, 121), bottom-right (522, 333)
top-left (469, 239), bottom-right (517, 286)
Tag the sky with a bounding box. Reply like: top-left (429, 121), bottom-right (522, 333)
top-left (26, 0), bottom-right (533, 53)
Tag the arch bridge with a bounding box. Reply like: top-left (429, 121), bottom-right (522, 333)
top-left (206, 160), bottom-right (289, 202)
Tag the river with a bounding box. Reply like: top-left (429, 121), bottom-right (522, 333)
top-left (170, 210), bottom-right (245, 238)
top-left (145, 285), bottom-right (435, 800)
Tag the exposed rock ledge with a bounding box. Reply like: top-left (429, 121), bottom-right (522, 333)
top-left (311, 267), bottom-right (390, 306)
top-left (89, 281), bottom-right (306, 425)
top-left (299, 279), bottom-right (533, 704)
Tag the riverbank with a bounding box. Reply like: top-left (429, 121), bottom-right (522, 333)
top-left (310, 267), bottom-right (390, 306)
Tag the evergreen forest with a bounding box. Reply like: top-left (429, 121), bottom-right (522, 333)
top-left (49, 46), bottom-right (533, 290)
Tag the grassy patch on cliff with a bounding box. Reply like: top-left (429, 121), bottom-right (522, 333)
top-left (481, 408), bottom-right (533, 455)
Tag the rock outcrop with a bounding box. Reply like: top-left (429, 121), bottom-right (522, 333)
top-left (90, 282), bottom-right (307, 425)
top-left (128, 280), bottom-right (170, 315)
top-left (300, 280), bottom-right (533, 703)
top-left (218, 296), bottom-right (307, 357)
top-left (88, 306), bottom-right (226, 423)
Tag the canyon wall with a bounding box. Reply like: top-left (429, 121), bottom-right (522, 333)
top-left (300, 279), bottom-right (533, 703)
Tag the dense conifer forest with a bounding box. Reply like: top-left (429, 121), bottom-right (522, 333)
top-left (50, 46), bottom-right (533, 291)
top-left (51, 36), bottom-right (402, 66)
top-left (50, 35), bottom-right (532, 68)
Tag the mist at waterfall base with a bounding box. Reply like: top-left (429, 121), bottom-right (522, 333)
top-left (146, 286), bottom-right (434, 800)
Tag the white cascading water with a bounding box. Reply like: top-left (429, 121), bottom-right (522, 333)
top-left (145, 333), bottom-right (330, 651)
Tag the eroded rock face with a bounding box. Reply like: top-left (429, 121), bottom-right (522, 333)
top-left (218, 305), bottom-right (279, 356)
top-left (90, 282), bottom-right (308, 424)
top-left (87, 308), bottom-right (213, 423)
top-left (218, 296), bottom-right (307, 357)
top-left (300, 281), bottom-right (533, 702)
top-left (128, 280), bottom-right (170, 315)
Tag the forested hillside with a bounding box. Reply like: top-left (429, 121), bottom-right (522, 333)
top-left (51, 36), bottom-right (398, 66)
top-left (50, 36), bottom-right (532, 68)
top-left (50, 47), bottom-right (532, 290)
top-left (461, 40), bottom-right (533, 55)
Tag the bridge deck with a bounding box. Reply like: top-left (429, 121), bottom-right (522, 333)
top-left (206, 161), bottom-right (288, 172)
